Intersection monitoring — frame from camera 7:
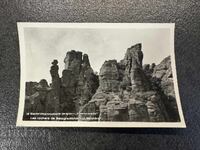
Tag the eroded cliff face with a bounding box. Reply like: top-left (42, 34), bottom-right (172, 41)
top-left (152, 56), bottom-right (180, 121)
top-left (24, 44), bottom-right (180, 122)
top-left (24, 51), bottom-right (99, 119)
top-left (80, 44), bottom-right (180, 122)
top-left (61, 50), bottom-right (99, 112)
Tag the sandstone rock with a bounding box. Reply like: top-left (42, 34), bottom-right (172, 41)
top-left (123, 44), bottom-right (151, 91)
top-left (50, 60), bottom-right (60, 79)
top-left (25, 82), bottom-right (38, 96)
top-left (24, 44), bottom-right (180, 122)
top-left (124, 43), bottom-right (143, 71)
top-left (153, 56), bottom-right (174, 97)
top-left (143, 64), bottom-right (155, 79)
top-left (152, 56), bottom-right (180, 121)
top-left (99, 105), bottom-right (108, 121)
top-left (106, 100), bottom-right (129, 121)
top-left (50, 60), bottom-right (61, 112)
top-left (143, 64), bottom-right (150, 72)
top-left (128, 99), bottom-right (149, 121)
top-left (99, 60), bottom-right (120, 92)
top-left (24, 79), bottom-right (52, 116)
top-left (79, 102), bottom-right (99, 121)
top-left (145, 94), bottom-right (166, 121)
top-left (80, 44), bottom-right (176, 122)
top-left (131, 68), bottom-right (151, 91)
top-left (153, 56), bottom-right (172, 80)
top-left (82, 54), bottom-right (90, 66)
top-left (62, 50), bottom-right (99, 112)
top-left (90, 92), bottom-right (109, 107)
top-left (64, 50), bottom-right (82, 75)
top-left (150, 63), bottom-right (156, 72)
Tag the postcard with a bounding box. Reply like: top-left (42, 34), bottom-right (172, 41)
top-left (16, 23), bottom-right (186, 127)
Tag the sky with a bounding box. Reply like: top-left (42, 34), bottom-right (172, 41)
top-left (24, 27), bottom-right (171, 83)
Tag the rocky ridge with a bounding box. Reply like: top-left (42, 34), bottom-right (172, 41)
top-left (24, 44), bottom-right (180, 122)
top-left (79, 44), bottom-right (180, 122)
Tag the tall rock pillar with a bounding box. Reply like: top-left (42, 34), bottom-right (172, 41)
top-left (124, 43), bottom-right (151, 91)
top-left (50, 59), bottom-right (61, 112)
top-left (62, 50), bottom-right (99, 112)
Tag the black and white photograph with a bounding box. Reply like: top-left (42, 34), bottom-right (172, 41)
top-left (16, 23), bottom-right (185, 127)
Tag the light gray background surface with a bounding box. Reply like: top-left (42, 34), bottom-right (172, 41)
top-left (0, 0), bottom-right (200, 149)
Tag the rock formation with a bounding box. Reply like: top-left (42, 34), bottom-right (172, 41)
top-left (152, 56), bottom-right (179, 121)
top-left (24, 44), bottom-right (180, 122)
top-left (62, 50), bottom-right (99, 112)
top-left (79, 43), bottom-right (180, 122)
top-left (24, 50), bottom-right (99, 120)
top-left (49, 60), bottom-right (61, 112)
top-left (23, 79), bottom-right (52, 120)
